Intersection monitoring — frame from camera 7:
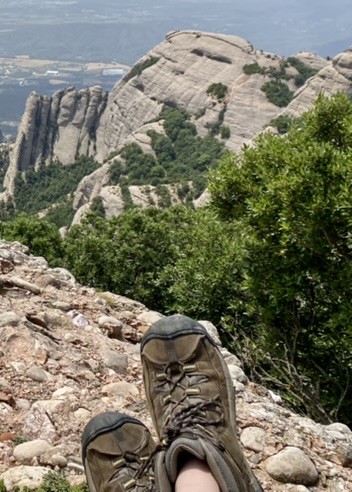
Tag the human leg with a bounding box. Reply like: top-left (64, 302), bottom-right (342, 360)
top-left (175, 457), bottom-right (220, 492)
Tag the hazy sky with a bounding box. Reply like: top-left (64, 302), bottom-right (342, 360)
top-left (0, 0), bottom-right (350, 62)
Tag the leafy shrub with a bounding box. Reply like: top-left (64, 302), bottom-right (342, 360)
top-left (209, 93), bottom-right (352, 425)
top-left (287, 56), bottom-right (318, 87)
top-left (14, 157), bottom-right (99, 215)
top-left (44, 198), bottom-right (75, 228)
top-left (265, 62), bottom-right (291, 80)
top-left (124, 56), bottom-right (160, 82)
top-left (243, 63), bottom-right (265, 75)
top-left (220, 126), bottom-right (231, 139)
top-left (270, 114), bottom-right (295, 134)
top-left (90, 196), bottom-right (106, 218)
top-left (261, 80), bottom-right (294, 107)
top-left (37, 472), bottom-right (71, 492)
top-left (0, 213), bottom-right (63, 265)
top-left (206, 83), bottom-right (228, 102)
top-left (156, 185), bottom-right (172, 208)
top-left (109, 160), bottom-right (123, 185)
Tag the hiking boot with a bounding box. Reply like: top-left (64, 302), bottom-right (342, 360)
top-left (140, 314), bottom-right (263, 492)
top-left (82, 412), bottom-right (156, 492)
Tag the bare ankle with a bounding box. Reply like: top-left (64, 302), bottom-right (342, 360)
top-left (175, 457), bottom-right (220, 492)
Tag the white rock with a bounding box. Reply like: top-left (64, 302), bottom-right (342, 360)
top-left (0, 312), bottom-right (22, 327)
top-left (23, 403), bottom-right (58, 442)
top-left (72, 313), bottom-right (89, 328)
top-left (101, 350), bottom-right (128, 374)
top-left (240, 427), bottom-right (266, 452)
top-left (13, 439), bottom-right (52, 462)
top-left (268, 390), bottom-right (282, 404)
top-left (0, 402), bottom-right (13, 415)
top-left (11, 361), bottom-right (26, 373)
top-left (98, 316), bottom-right (123, 327)
top-left (234, 381), bottom-right (245, 393)
top-left (228, 364), bottom-right (248, 384)
top-left (265, 446), bottom-right (319, 485)
top-left (25, 366), bottom-right (51, 382)
top-left (220, 348), bottom-right (242, 367)
top-left (198, 320), bottom-right (222, 345)
top-left (325, 423), bottom-right (352, 436)
top-left (1, 465), bottom-right (49, 491)
top-left (73, 408), bottom-right (92, 423)
top-left (102, 382), bottom-right (139, 397)
top-left (50, 267), bottom-right (76, 284)
top-left (52, 386), bottom-right (77, 399)
top-left (36, 399), bottom-right (70, 418)
top-left (136, 311), bottom-right (163, 325)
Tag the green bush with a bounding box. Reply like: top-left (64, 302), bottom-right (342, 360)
top-left (14, 157), bottom-right (99, 215)
top-left (44, 198), bottom-right (75, 228)
top-left (0, 213), bottom-right (63, 265)
top-left (109, 160), bottom-right (123, 185)
top-left (265, 62), bottom-right (291, 80)
top-left (206, 83), bottom-right (228, 102)
top-left (37, 472), bottom-right (71, 492)
top-left (261, 80), bottom-right (294, 107)
top-left (90, 196), bottom-right (106, 218)
top-left (220, 126), bottom-right (231, 139)
top-left (124, 56), bottom-right (160, 82)
top-left (209, 93), bottom-right (352, 425)
top-left (270, 114), bottom-right (295, 134)
top-left (287, 56), bottom-right (318, 87)
top-left (243, 63), bottom-right (265, 75)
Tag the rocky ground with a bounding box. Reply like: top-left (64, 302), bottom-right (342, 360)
top-left (0, 240), bottom-right (351, 491)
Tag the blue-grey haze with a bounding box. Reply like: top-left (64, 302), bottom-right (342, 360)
top-left (0, 0), bottom-right (350, 63)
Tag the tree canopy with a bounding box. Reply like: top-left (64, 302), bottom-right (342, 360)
top-left (209, 93), bottom-right (352, 424)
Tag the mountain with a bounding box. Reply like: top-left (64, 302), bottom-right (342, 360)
top-left (1, 29), bottom-right (352, 225)
top-left (2, 30), bottom-right (342, 224)
top-left (0, 239), bottom-right (351, 490)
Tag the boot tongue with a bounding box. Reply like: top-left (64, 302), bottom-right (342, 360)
top-left (165, 437), bottom-right (206, 483)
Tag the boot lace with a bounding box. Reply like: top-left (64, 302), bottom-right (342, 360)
top-left (156, 361), bottom-right (225, 448)
top-left (111, 449), bottom-right (156, 491)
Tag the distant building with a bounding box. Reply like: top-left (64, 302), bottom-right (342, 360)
top-left (102, 68), bottom-right (125, 76)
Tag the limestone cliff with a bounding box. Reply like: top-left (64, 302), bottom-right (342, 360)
top-left (2, 86), bottom-right (107, 197)
top-left (283, 49), bottom-right (352, 118)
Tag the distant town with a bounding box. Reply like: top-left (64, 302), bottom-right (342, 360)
top-left (0, 56), bottom-right (130, 139)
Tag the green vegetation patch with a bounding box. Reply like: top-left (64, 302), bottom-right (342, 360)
top-left (270, 114), bottom-right (295, 134)
top-left (124, 56), bottom-right (160, 83)
top-left (261, 80), bottom-right (294, 107)
top-left (14, 156), bottom-right (99, 215)
top-left (209, 93), bottom-right (352, 426)
top-left (109, 108), bottom-right (226, 201)
top-left (206, 82), bottom-right (228, 102)
top-left (44, 198), bottom-right (75, 228)
top-left (287, 56), bottom-right (318, 87)
top-left (243, 62), bottom-right (265, 76)
top-left (0, 146), bottom-right (10, 192)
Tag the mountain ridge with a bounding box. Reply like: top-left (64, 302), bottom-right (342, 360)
top-left (2, 30), bottom-right (352, 224)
